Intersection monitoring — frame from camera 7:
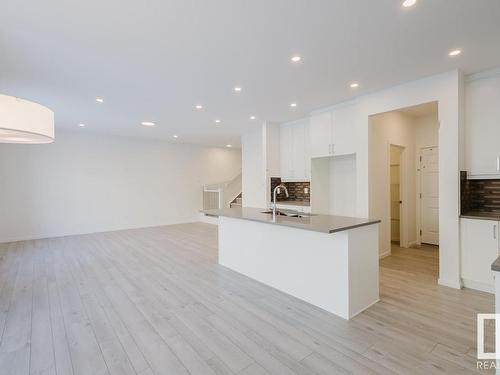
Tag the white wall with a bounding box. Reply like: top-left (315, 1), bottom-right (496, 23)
top-left (355, 70), bottom-right (463, 289)
top-left (241, 124), bottom-right (266, 208)
top-left (329, 155), bottom-right (357, 217)
top-left (369, 111), bottom-right (417, 256)
top-left (0, 131), bottom-right (241, 242)
top-left (415, 113), bottom-right (439, 150)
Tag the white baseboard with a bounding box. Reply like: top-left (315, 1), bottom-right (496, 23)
top-left (438, 277), bottom-right (463, 290)
top-left (461, 278), bottom-right (494, 294)
top-left (349, 298), bottom-right (380, 319)
top-left (408, 240), bottom-right (418, 248)
top-left (379, 250), bottom-right (391, 259)
top-left (199, 213), bottom-right (219, 225)
top-left (0, 219), bottom-right (200, 244)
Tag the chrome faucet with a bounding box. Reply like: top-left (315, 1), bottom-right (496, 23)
top-left (272, 183), bottom-right (289, 217)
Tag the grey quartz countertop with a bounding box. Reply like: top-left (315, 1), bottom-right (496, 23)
top-left (460, 211), bottom-right (500, 221)
top-left (492, 256), bottom-right (500, 272)
top-left (272, 200), bottom-right (311, 207)
top-left (202, 207), bottom-right (380, 234)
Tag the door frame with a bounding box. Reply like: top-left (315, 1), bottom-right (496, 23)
top-left (388, 143), bottom-right (407, 248)
top-left (417, 145), bottom-right (439, 246)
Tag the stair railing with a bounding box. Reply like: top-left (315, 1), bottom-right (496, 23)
top-left (203, 171), bottom-right (241, 209)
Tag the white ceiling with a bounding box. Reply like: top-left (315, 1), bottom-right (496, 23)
top-left (1, 0), bottom-right (500, 147)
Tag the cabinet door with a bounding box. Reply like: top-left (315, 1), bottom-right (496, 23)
top-left (304, 122), bottom-right (311, 179)
top-left (280, 125), bottom-right (293, 179)
top-left (461, 218), bottom-right (499, 289)
top-left (331, 103), bottom-right (356, 156)
top-left (466, 76), bottom-right (500, 177)
top-left (309, 112), bottom-right (332, 158)
top-left (292, 123), bottom-right (306, 179)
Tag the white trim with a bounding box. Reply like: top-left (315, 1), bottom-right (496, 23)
top-left (438, 277), bottom-right (462, 289)
top-left (0, 219), bottom-right (200, 244)
top-left (349, 299), bottom-right (380, 319)
top-left (408, 240), bottom-right (419, 248)
top-left (309, 99), bottom-right (357, 116)
top-left (462, 278), bottom-right (494, 294)
top-left (199, 213), bottom-right (219, 225)
top-left (379, 250), bottom-right (391, 259)
top-left (466, 67), bottom-right (500, 82)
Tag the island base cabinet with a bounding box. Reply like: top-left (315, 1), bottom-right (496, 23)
top-left (218, 216), bottom-right (379, 319)
top-left (460, 218), bottom-right (500, 293)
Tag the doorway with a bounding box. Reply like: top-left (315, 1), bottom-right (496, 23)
top-left (369, 101), bottom-right (439, 258)
top-left (390, 145), bottom-right (404, 246)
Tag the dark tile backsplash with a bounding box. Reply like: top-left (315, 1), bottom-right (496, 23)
top-left (460, 171), bottom-right (500, 214)
top-left (270, 177), bottom-right (310, 202)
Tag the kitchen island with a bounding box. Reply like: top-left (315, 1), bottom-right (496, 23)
top-left (202, 207), bottom-right (380, 319)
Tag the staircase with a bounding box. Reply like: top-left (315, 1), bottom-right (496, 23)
top-left (203, 172), bottom-right (242, 210)
top-left (230, 193), bottom-right (242, 208)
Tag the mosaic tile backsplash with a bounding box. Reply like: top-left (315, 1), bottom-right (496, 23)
top-left (270, 177), bottom-right (310, 202)
top-left (460, 171), bottom-right (500, 214)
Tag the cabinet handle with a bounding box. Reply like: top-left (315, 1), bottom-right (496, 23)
top-left (494, 224), bottom-right (497, 240)
top-left (497, 157), bottom-right (499, 172)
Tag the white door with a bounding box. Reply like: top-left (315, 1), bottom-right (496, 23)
top-left (309, 112), bottom-right (332, 158)
top-left (420, 147), bottom-right (439, 245)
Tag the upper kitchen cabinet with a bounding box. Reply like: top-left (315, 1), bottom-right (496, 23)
top-left (466, 72), bottom-right (500, 178)
top-left (331, 103), bottom-right (357, 156)
top-left (280, 120), bottom-right (310, 181)
top-left (310, 111), bottom-right (332, 158)
top-left (309, 102), bottom-right (357, 158)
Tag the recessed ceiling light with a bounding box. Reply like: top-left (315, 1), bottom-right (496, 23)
top-left (291, 55), bottom-right (302, 63)
top-left (96, 97), bottom-right (104, 103)
top-left (215, 119), bottom-right (221, 124)
top-left (234, 87), bottom-right (242, 92)
top-left (290, 103), bottom-right (297, 108)
top-left (350, 82), bottom-right (359, 88)
top-left (141, 121), bottom-right (155, 126)
top-left (250, 115), bottom-right (256, 120)
top-left (195, 104), bottom-right (203, 110)
top-left (448, 49), bottom-right (462, 57)
top-left (173, 135), bottom-right (178, 138)
top-left (78, 123), bottom-right (85, 127)
top-left (226, 144), bottom-right (232, 148)
top-left (402, 0), bottom-right (417, 7)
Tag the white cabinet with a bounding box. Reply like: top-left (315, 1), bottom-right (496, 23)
top-left (310, 112), bottom-right (332, 158)
top-left (309, 103), bottom-right (357, 159)
top-left (465, 74), bottom-right (500, 178)
top-left (280, 121), bottom-right (310, 181)
top-left (280, 125), bottom-right (293, 178)
top-left (460, 218), bottom-right (500, 292)
top-left (332, 104), bottom-right (357, 156)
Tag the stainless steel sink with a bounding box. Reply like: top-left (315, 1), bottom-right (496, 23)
top-left (260, 210), bottom-right (311, 218)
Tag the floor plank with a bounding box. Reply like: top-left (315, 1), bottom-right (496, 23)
top-left (0, 224), bottom-right (494, 374)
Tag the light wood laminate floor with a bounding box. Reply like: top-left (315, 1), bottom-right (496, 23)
top-left (0, 223), bottom-right (494, 375)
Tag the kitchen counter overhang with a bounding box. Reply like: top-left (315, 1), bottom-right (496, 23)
top-left (202, 206), bottom-right (380, 234)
